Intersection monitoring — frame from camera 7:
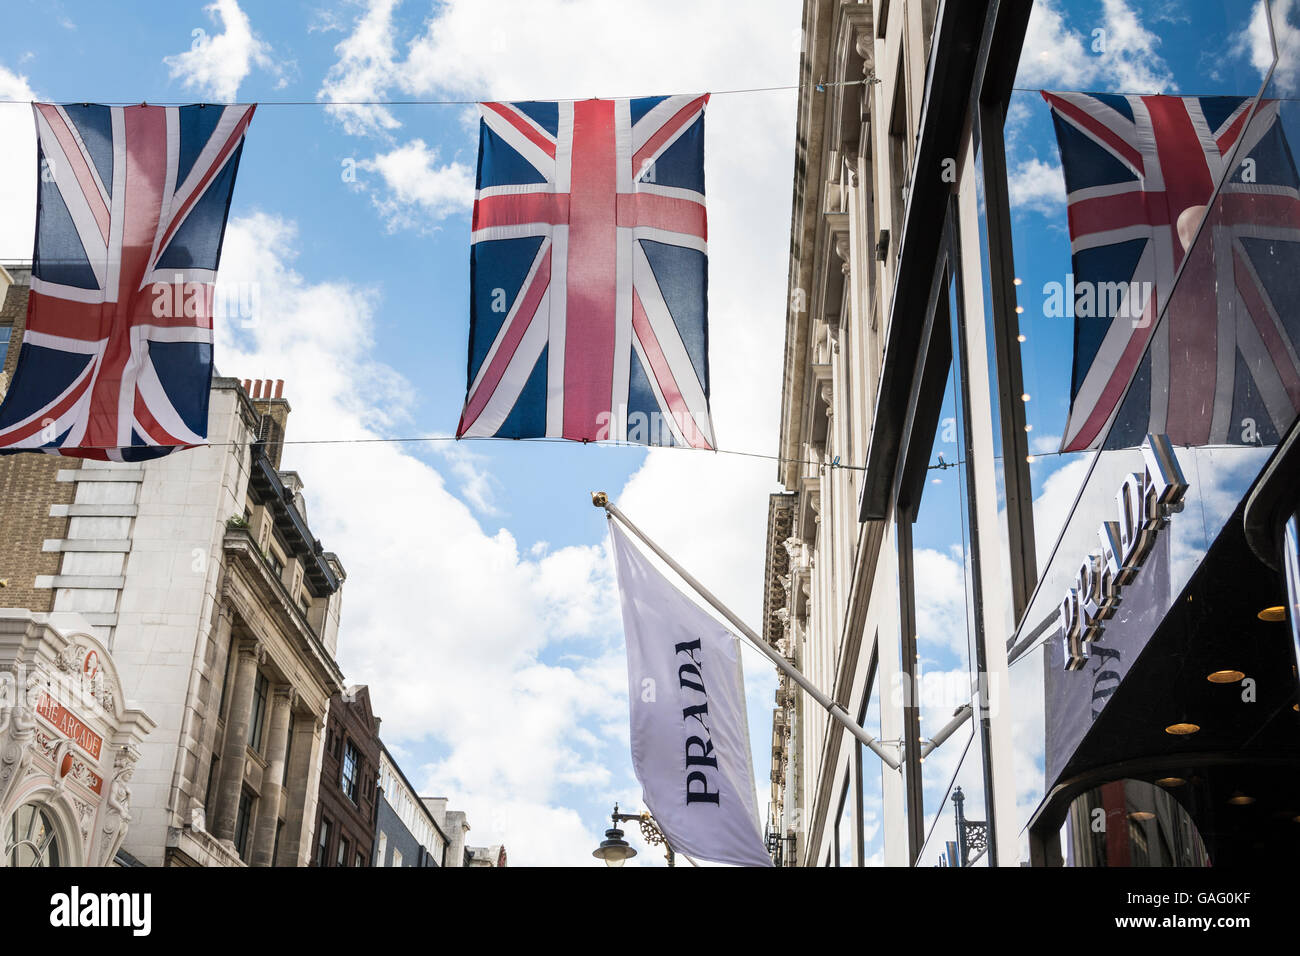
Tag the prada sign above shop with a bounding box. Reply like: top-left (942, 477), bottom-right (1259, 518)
top-left (1060, 435), bottom-right (1190, 671)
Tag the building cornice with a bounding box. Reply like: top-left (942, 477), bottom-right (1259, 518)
top-left (780, 0), bottom-right (875, 491)
top-left (221, 529), bottom-right (346, 696)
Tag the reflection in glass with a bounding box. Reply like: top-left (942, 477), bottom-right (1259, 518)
top-left (1066, 779), bottom-right (1210, 867)
top-left (860, 669), bottom-right (885, 866)
top-left (6, 803), bottom-right (62, 867)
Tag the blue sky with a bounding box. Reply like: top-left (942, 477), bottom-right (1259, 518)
top-left (0, 0), bottom-right (1286, 866)
top-left (0, 0), bottom-right (803, 866)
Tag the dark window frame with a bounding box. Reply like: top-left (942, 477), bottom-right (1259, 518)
top-left (234, 789), bottom-right (255, 863)
top-left (248, 671), bottom-right (269, 752)
top-left (341, 740), bottom-right (360, 804)
top-left (316, 817), bottom-right (332, 867)
top-left (892, 197), bottom-right (1001, 866)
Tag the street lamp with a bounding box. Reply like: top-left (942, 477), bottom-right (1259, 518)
top-left (592, 803), bottom-right (675, 867)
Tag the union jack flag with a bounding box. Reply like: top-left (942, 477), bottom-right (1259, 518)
top-left (1044, 92), bottom-right (1300, 451)
top-left (0, 102), bottom-right (254, 461)
top-left (457, 96), bottom-right (715, 447)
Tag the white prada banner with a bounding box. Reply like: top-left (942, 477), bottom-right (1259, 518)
top-left (609, 521), bottom-right (772, 867)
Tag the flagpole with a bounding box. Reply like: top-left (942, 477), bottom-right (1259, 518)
top-left (593, 492), bottom-right (901, 772)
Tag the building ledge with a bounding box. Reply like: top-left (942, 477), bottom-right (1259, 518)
top-left (34, 574), bottom-right (126, 589)
top-left (43, 538), bottom-right (133, 553)
top-left (166, 825), bottom-right (247, 868)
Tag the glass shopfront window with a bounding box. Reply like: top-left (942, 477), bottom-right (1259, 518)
top-left (1006, 1), bottom-right (1272, 574)
top-left (859, 659), bottom-right (885, 867)
top-left (991, 0), bottom-right (1300, 863)
top-left (1066, 779), bottom-right (1210, 867)
top-left (909, 309), bottom-right (978, 848)
top-left (896, 227), bottom-right (1002, 863)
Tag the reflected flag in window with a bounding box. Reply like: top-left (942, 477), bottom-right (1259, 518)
top-left (1044, 92), bottom-right (1300, 451)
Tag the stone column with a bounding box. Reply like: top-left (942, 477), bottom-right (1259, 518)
top-left (250, 685), bottom-right (294, 866)
top-left (211, 639), bottom-right (260, 842)
top-left (192, 605), bottom-right (234, 830)
top-left (278, 711), bottom-right (322, 866)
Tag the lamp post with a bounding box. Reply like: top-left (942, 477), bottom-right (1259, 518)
top-left (953, 786), bottom-right (989, 867)
top-left (592, 803), bottom-right (676, 867)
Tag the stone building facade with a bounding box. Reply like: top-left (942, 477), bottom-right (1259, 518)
top-left (0, 270), bottom-right (349, 867)
top-left (0, 265), bottom-right (80, 615)
top-left (312, 685), bottom-right (380, 867)
top-left (375, 742), bottom-right (449, 867)
top-left (772, 0), bottom-right (1024, 866)
top-left (0, 610), bottom-right (154, 867)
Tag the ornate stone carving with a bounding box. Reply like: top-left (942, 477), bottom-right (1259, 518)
top-left (72, 797), bottom-right (95, 840)
top-left (98, 746), bottom-right (138, 865)
top-left (273, 685), bottom-right (297, 711)
top-left (834, 233), bottom-right (852, 276)
top-left (782, 536), bottom-right (809, 571)
top-left (843, 150), bottom-right (859, 188)
top-left (0, 694), bottom-right (36, 811)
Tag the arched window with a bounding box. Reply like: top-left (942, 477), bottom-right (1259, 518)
top-left (5, 803), bottom-right (63, 867)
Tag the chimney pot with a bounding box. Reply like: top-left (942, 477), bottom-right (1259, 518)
top-left (243, 379), bottom-right (252, 395)
top-left (274, 379), bottom-right (284, 399)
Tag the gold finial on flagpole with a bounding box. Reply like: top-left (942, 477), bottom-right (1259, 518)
top-left (591, 491), bottom-right (608, 508)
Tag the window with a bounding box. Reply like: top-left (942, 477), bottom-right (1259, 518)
top-left (269, 553), bottom-right (285, 577)
top-left (248, 672), bottom-right (269, 751)
top-left (888, 59), bottom-right (910, 257)
top-left (341, 741), bottom-right (360, 804)
top-left (234, 790), bottom-right (254, 863)
top-left (377, 830), bottom-right (387, 867)
top-left (337, 836), bottom-right (349, 867)
top-left (217, 635), bottom-right (236, 719)
top-left (0, 327), bottom-right (10, 370)
top-left (392, 848), bottom-right (403, 868)
top-left (282, 715), bottom-right (294, 787)
top-left (355, 850), bottom-right (365, 868)
top-left (273, 820), bottom-right (284, 867)
top-left (316, 818), bottom-right (332, 867)
top-left (6, 803), bottom-right (61, 867)
top-left (833, 778), bottom-right (852, 867)
top-left (203, 756), bottom-right (220, 819)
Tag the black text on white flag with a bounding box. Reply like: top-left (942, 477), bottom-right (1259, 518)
top-left (609, 522), bottom-right (772, 867)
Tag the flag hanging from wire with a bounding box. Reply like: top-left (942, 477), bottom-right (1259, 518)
top-left (457, 96), bottom-right (715, 448)
top-left (0, 102), bottom-right (254, 460)
top-left (609, 520), bottom-right (771, 867)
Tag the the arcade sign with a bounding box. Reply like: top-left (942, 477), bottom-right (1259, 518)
top-left (1060, 434), bottom-right (1189, 671)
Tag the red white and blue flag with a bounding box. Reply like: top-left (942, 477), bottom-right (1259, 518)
top-left (0, 103), bottom-right (254, 461)
top-left (457, 96), bottom-right (715, 448)
top-left (1045, 92), bottom-right (1300, 451)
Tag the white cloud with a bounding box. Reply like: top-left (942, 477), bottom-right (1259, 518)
top-left (356, 139), bottom-right (475, 229)
top-left (1030, 432), bottom-right (1063, 455)
top-left (315, 0), bottom-right (801, 826)
top-left (431, 441), bottom-right (502, 515)
top-left (1015, 0), bottom-right (1175, 93)
top-left (318, 0), bottom-right (404, 136)
top-left (1007, 157), bottom-right (1067, 216)
top-left (0, 65), bottom-right (38, 260)
top-left (214, 212), bottom-right (631, 864)
top-left (1232, 0), bottom-right (1300, 94)
top-left (162, 0), bottom-right (279, 102)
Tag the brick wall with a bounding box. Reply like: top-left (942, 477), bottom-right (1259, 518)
top-left (0, 271), bottom-right (78, 609)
